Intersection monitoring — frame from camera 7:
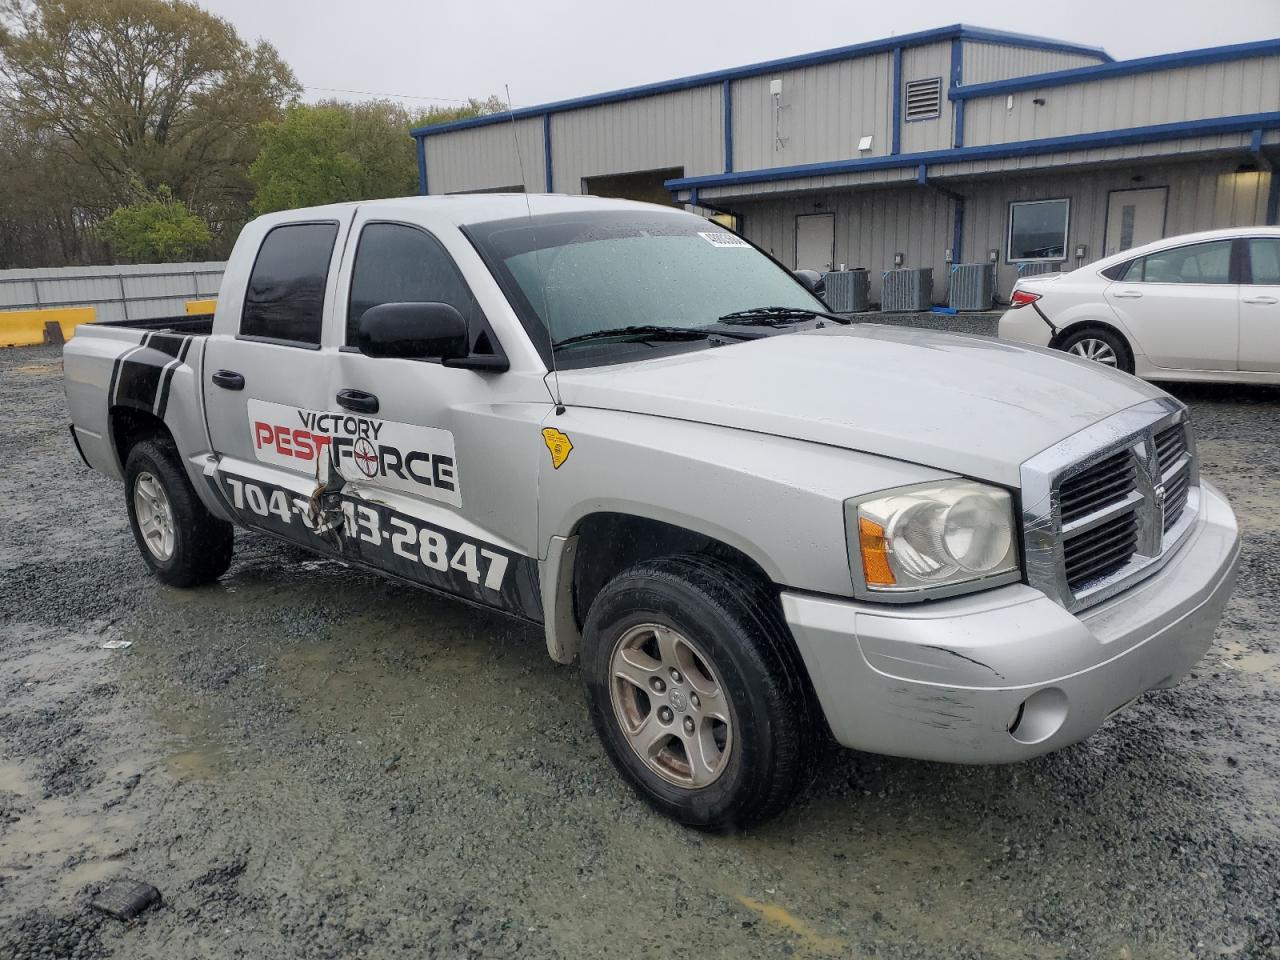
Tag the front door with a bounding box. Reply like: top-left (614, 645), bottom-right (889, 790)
top-left (1104, 188), bottom-right (1167, 257)
top-left (324, 215), bottom-right (545, 620)
top-left (1103, 238), bottom-right (1238, 371)
top-left (203, 216), bottom-right (352, 536)
top-left (1241, 236), bottom-right (1280, 373)
top-left (795, 213), bottom-right (834, 271)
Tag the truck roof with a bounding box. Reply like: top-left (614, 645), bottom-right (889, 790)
top-left (249, 193), bottom-right (680, 230)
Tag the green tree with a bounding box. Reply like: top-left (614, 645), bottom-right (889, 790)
top-left (99, 184), bottom-right (211, 262)
top-left (250, 100), bottom-right (421, 214)
top-left (0, 0), bottom-right (298, 257)
top-left (413, 95), bottom-right (505, 129)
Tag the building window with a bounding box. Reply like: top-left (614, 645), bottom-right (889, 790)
top-left (240, 222), bottom-right (339, 346)
top-left (1008, 199), bottom-right (1069, 262)
top-left (904, 78), bottom-right (942, 121)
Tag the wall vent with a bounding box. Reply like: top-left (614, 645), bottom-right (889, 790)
top-left (824, 269), bottom-right (870, 313)
top-left (881, 268), bottom-right (932, 312)
top-left (904, 78), bottom-right (943, 121)
top-left (948, 264), bottom-right (996, 311)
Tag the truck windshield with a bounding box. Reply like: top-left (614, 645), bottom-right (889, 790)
top-left (464, 210), bottom-right (825, 362)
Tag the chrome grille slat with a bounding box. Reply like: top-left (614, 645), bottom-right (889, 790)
top-left (1020, 398), bottom-right (1201, 613)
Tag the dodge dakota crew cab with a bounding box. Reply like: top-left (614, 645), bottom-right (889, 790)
top-left (64, 195), bottom-right (1241, 830)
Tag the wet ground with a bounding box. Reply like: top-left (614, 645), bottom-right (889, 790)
top-left (2, 343), bottom-right (1278, 959)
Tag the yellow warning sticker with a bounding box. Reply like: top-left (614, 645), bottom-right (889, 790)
top-left (542, 427), bottom-right (574, 469)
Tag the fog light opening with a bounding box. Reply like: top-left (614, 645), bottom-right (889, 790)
top-left (1007, 687), bottom-right (1069, 745)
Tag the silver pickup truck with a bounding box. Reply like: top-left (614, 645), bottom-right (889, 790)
top-left (64, 195), bottom-right (1241, 830)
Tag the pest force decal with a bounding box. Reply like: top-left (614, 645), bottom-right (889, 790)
top-left (211, 471), bottom-right (543, 622)
top-left (247, 400), bottom-right (460, 507)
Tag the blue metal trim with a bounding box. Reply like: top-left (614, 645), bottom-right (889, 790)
top-left (952, 196), bottom-right (964, 263)
top-left (1268, 171), bottom-right (1280, 226)
top-left (891, 47), bottom-right (902, 155)
top-left (409, 24), bottom-right (1110, 138)
top-left (665, 111), bottom-right (1280, 192)
top-left (543, 114), bottom-right (553, 192)
top-left (916, 163), bottom-right (928, 185)
top-left (723, 79), bottom-right (734, 174)
top-left (1251, 128), bottom-right (1264, 154)
top-left (951, 37), bottom-right (1280, 101)
top-left (417, 137), bottom-right (428, 195)
top-left (950, 38), bottom-right (965, 148)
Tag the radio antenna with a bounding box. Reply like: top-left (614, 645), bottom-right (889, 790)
top-left (504, 84), bottom-right (563, 413)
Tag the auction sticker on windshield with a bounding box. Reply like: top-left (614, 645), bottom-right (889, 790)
top-left (698, 232), bottom-right (750, 248)
top-left (247, 399), bottom-right (461, 507)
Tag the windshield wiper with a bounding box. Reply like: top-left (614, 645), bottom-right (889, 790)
top-left (553, 325), bottom-right (718, 349)
top-left (718, 306), bottom-right (851, 326)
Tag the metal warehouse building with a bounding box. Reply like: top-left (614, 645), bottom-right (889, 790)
top-left (410, 24), bottom-right (1280, 306)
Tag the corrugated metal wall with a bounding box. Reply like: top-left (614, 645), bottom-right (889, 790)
top-left (962, 56), bottom-right (1280, 146)
top-left (731, 53), bottom-right (895, 170)
top-left (423, 117), bottom-right (545, 195)
top-left (738, 186), bottom-right (952, 302)
top-left (960, 42), bottom-right (1105, 85)
top-left (551, 86), bottom-right (723, 191)
top-left (900, 42), bottom-right (956, 155)
top-left (961, 158), bottom-right (1274, 295)
top-left (0, 262), bottom-right (225, 323)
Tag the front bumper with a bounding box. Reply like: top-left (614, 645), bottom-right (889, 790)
top-left (782, 480), bottom-right (1240, 763)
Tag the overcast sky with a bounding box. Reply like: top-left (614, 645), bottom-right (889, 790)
top-left (197, 0), bottom-right (1280, 110)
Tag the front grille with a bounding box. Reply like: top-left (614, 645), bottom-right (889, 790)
top-left (1065, 511), bottom-right (1139, 591)
top-left (1020, 400), bottom-right (1201, 613)
top-left (1059, 449), bottom-right (1136, 524)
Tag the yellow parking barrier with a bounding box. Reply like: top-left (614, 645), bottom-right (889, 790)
top-left (186, 298), bottom-right (216, 315)
top-left (0, 306), bottom-right (96, 348)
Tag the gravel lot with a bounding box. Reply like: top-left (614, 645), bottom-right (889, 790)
top-left (2, 342), bottom-right (1278, 959)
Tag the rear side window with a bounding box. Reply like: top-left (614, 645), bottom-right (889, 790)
top-left (346, 222), bottom-right (488, 349)
top-left (1248, 238), bottom-right (1280, 285)
top-left (1116, 240), bottom-right (1232, 284)
top-left (240, 222), bottom-right (340, 345)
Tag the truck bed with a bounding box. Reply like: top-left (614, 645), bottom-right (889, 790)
top-left (94, 314), bottom-right (214, 335)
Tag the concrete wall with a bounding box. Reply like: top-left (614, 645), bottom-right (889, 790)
top-left (0, 262), bottom-right (225, 323)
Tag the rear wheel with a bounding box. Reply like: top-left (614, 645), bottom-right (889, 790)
top-left (124, 439), bottom-right (233, 587)
top-left (1059, 326), bottom-right (1133, 374)
top-left (581, 554), bottom-right (818, 830)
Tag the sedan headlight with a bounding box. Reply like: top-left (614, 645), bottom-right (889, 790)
top-left (846, 480), bottom-right (1020, 601)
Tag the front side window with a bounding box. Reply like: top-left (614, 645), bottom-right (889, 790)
top-left (1248, 238), bottom-right (1280, 285)
top-left (1120, 240), bottom-right (1233, 284)
top-left (240, 222), bottom-right (339, 345)
top-left (346, 223), bottom-right (488, 349)
top-left (1008, 199), bottom-right (1069, 262)
top-left (464, 210), bottom-right (824, 366)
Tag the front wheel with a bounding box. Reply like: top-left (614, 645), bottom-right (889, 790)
top-left (581, 555), bottom-right (818, 830)
top-left (124, 439), bottom-right (234, 587)
top-left (1059, 326), bottom-right (1134, 374)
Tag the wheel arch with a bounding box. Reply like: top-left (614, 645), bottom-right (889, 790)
top-left (1051, 319), bottom-right (1136, 371)
top-left (540, 510), bottom-right (783, 664)
top-left (109, 405), bottom-right (174, 475)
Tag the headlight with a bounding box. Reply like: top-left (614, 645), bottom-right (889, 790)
top-left (846, 480), bottom-right (1020, 601)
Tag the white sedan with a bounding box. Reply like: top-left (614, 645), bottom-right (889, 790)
top-left (998, 227), bottom-right (1280, 383)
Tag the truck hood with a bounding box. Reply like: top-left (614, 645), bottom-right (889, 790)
top-left (552, 324), bottom-right (1168, 487)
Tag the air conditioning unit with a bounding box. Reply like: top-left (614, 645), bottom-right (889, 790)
top-left (948, 263), bottom-right (996, 311)
top-left (823, 269), bottom-right (870, 313)
top-left (881, 268), bottom-right (932, 312)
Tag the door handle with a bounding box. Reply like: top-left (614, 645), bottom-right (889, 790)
top-left (211, 370), bottom-right (244, 391)
top-left (336, 389), bottom-right (379, 415)
top-left (1112, 290), bottom-right (1144, 299)
top-left (1242, 295), bottom-right (1279, 305)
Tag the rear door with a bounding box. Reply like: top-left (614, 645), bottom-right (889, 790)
top-left (1240, 237), bottom-right (1280, 373)
top-left (1103, 238), bottom-right (1239, 371)
top-left (203, 216), bottom-right (352, 541)
top-left (322, 214), bottom-right (544, 620)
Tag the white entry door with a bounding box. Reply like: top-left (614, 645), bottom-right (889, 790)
top-left (1104, 187), bottom-right (1167, 256)
top-left (795, 213), bottom-right (834, 271)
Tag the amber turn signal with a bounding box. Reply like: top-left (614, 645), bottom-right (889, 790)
top-left (858, 516), bottom-right (896, 587)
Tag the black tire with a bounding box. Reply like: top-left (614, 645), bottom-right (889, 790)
top-left (124, 438), bottom-right (233, 587)
top-left (1058, 326), bottom-right (1134, 374)
top-left (581, 554), bottom-right (819, 831)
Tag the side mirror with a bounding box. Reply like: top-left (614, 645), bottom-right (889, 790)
top-left (357, 302), bottom-right (469, 360)
top-left (793, 269), bottom-right (825, 295)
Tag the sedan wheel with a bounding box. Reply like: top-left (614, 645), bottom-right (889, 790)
top-left (1067, 336), bottom-right (1119, 367)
